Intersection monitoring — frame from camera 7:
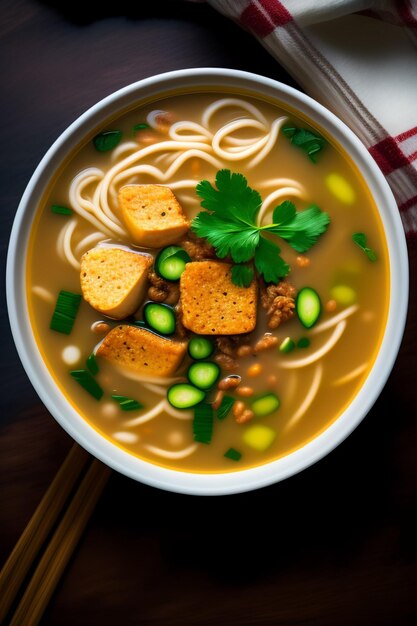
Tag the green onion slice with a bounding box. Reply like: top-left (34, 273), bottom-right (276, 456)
top-left (111, 395), bottom-right (144, 411)
top-left (70, 370), bottom-right (103, 400)
top-left (51, 204), bottom-right (73, 215)
top-left (86, 353), bottom-right (99, 375)
top-left (93, 130), bottom-right (122, 152)
top-left (193, 402), bottom-right (214, 444)
top-left (224, 448), bottom-right (241, 461)
top-left (132, 122), bottom-right (150, 132)
top-left (50, 291), bottom-right (82, 335)
top-left (216, 395), bottom-right (234, 421)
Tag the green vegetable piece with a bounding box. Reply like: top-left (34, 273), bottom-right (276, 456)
top-left (270, 201), bottom-right (330, 253)
top-left (254, 237), bottom-right (289, 283)
top-left (51, 204), bottom-right (73, 216)
top-left (93, 130), bottom-right (122, 152)
top-left (155, 246), bottom-right (190, 281)
top-left (296, 287), bottom-right (321, 328)
top-left (70, 370), bottom-right (103, 400)
top-left (224, 448), bottom-right (241, 461)
top-left (192, 169), bottom-right (330, 286)
top-left (279, 337), bottom-right (295, 353)
top-left (50, 290), bottom-right (82, 335)
top-left (111, 395), bottom-right (144, 411)
top-left (330, 285), bottom-right (357, 306)
top-left (193, 402), bottom-right (213, 444)
top-left (243, 424), bottom-right (277, 451)
top-left (132, 122), bottom-right (150, 132)
top-left (167, 383), bottom-right (206, 409)
top-left (187, 362), bottom-right (220, 390)
top-left (352, 232), bottom-right (377, 262)
top-left (283, 125), bottom-right (326, 162)
top-left (297, 337), bottom-right (310, 349)
top-left (144, 302), bottom-right (176, 335)
top-left (251, 393), bottom-right (280, 418)
top-left (188, 337), bottom-right (214, 360)
top-left (231, 264), bottom-right (254, 288)
top-left (86, 353), bottom-right (99, 375)
top-left (216, 395), bottom-right (235, 421)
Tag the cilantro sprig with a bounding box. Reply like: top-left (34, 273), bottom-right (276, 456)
top-left (192, 170), bottom-right (330, 287)
top-left (352, 232), bottom-right (377, 262)
top-left (282, 125), bottom-right (326, 162)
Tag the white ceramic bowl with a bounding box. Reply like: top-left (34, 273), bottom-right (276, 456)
top-left (7, 68), bottom-right (408, 495)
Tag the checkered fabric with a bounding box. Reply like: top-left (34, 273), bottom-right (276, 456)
top-left (204, 0), bottom-right (417, 239)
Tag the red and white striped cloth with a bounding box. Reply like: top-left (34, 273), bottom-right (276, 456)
top-left (201, 0), bottom-right (417, 239)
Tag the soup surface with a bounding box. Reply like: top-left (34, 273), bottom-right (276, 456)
top-left (27, 91), bottom-right (389, 472)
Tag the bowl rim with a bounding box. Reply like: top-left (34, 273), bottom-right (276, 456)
top-left (6, 67), bottom-right (409, 495)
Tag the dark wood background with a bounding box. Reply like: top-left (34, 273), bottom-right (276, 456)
top-left (1, 1), bottom-right (416, 624)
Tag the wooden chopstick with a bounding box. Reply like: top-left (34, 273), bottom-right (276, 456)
top-left (0, 443), bottom-right (90, 622)
top-left (10, 459), bottom-right (111, 626)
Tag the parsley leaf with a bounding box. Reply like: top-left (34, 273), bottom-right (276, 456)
top-left (231, 264), bottom-right (255, 288)
top-left (191, 210), bottom-right (259, 262)
top-left (192, 170), bottom-right (330, 286)
top-left (254, 237), bottom-right (290, 283)
top-left (352, 232), bottom-right (377, 262)
top-left (283, 125), bottom-right (326, 162)
top-left (267, 201), bottom-right (331, 253)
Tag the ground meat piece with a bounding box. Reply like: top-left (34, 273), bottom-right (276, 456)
top-left (268, 298), bottom-right (296, 329)
top-left (147, 271), bottom-right (179, 305)
top-left (214, 335), bottom-right (253, 371)
top-left (163, 286), bottom-right (180, 305)
top-left (212, 389), bottom-right (225, 410)
top-left (213, 352), bottom-right (239, 371)
top-left (215, 337), bottom-right (238, 358)
top-left (179, 233), bottom-right (217, 261)
top-left (218, 375), bottom-right (241, 391)
top-left (233, 401), bottom-right (255, 424)
top-left (148, 286), bottom-right (167, 302)
top-left (254, 333), bottom-right (279, 352)
top-left (215, 334), bottom-right (253, 358)
top-left (235, 409), bottom-right (255, 425)
top-left (174, 304), bottom-right (189, 339)
top-left (260, 280), bottom-right (296, 329)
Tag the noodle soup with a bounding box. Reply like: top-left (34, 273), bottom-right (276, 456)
top-left (27, 92), bottom-right (389, 472)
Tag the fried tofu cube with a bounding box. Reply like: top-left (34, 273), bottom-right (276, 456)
top-left (119, 185), bottom-right (190, 247)
top-left (180, 261), bottom-right (257, 335)
top-left (96, 325), bottom-right (187, 377)
top-left (80, 247), bottom-right (152, 320)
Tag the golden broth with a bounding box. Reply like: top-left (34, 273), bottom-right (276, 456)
top-left (27, 92), bottom-right (389, 472)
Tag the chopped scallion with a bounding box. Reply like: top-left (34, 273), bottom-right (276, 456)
top-left (352, 232), bottom-right (377, 262)
top-left (224, 448), bottom-right (241, 461)
top-left (297, 337), bottom-right (310, 349)
top-left (111, 395), bottom-right (144, 411)
top-left (283, 125), bottom-right (326, 162)
top-left (70, 370), bottom-right (103, 400)
top-left (279, 337), bottom-right (295, 353)
top-left (193, 402), bottom-right (213, 444)
top-left (93, 130), bottom-right (122, 152)
top-left (50, 291), bottom-right (82, 335)
top-left (86, 353), bottom-right (99, 375)
top-left (132, 122), bottom-right (150, 132)
top-left (216, 395), bottom-right (234, 421)
top-left (51, 204), bottom-right (73, 215)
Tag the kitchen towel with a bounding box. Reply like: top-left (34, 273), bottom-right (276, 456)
top-left (201, 0), bottom-right (417, 238)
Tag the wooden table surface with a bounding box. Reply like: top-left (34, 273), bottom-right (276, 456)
top-left (1, 1), bottom-right (416, 624)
